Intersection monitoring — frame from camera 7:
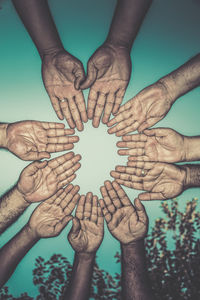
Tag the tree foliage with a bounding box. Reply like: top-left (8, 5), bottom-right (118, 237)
top-left (0, 198), bottom-right (199, 300)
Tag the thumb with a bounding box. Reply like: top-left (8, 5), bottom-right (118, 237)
top-left (37, 152), bottom-right (51, 160)
top-left (69, 217), bottom-right (81, 237)
top-left (138, 118), bottom-right (158, 133)
top-left (80, 60), bottom-right (98, 89)
top-left (73, 64), bottom-right (85, 90)
top-left (27, 160), bottom-right (47, 175)
top-left (144, 128), bottom-right (165, 137)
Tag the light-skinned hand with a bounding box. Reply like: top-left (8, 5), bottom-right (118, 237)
top-left (42, 49), bottom-right (88, 130)
top-left (68, 192), bottom-right (104, 253)
top-left (117, 128), bottom-right (186, 163)
top-left (107, 81), bottom-right (173, 136)
top-left (5, 121), bottom-right (79, 161)
top-left (28, 185), bottom-right (80, 238)
top-left (80, 44), bottom-right (131, 127)
top-left (17, 152), bottom-right (81, 203)
top-left (111, 161), bottom-right (186, 200)
top-left (99, 181), bottom-right (148, 244)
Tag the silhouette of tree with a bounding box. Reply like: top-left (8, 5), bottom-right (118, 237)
top-left (0, 198), bottom-right (199, 300)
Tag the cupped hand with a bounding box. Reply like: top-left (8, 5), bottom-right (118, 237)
top-left (117, 128), bottom-right (186, 163)
top-left (5, 121), bottom-right (79, 161)
top-left (99, 181), bottom-right (148, 244)
top-left (80, 44), bottom-right (131, 127)
top-left (42, 49), bottom-right (87, 130)
top-left (28, 185), bottom-right (80, 238)
top-left (108, 81), bottom-right (173, 136)
top-left (111, 161), bottom-right (186, 200)
top-left (68, 192), bottom-right (104, 253)
top-left (17, 152), bottom-right (81, 202)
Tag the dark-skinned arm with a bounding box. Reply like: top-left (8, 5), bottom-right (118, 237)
top-left (12, 0), bottom-right (63, 58)
top-left (12, 0), bottom-right (87, 129)
top-left (64, 252), bottom-right (95, 300)
top-left (0, 225), bottom-right (39, 288)
top-left (64, 193), bottom-right (104, 300)
top-left (106, 0), bottom-right (152, 50)
top-left (121, 240), bottom-right (153, 300)
top-left (0, 187), bottom-right (79, 288)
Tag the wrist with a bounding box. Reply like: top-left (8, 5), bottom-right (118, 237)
top-left (181, 164), bottom-right (200, 189)
top-left (0, 123), bottom-right (9, 148)
top-left (16, 184), bottom-right (31, 206)
top-left (181, 165), bottom-right (191, 190)
top-left (23, 224), bottom-right (40, 243)
top-left (158, 75), bottom-right (180, 105)
top-left (104, 39), bottom-right (130, 52)
top-left (75, 251), bottom-right (96, 262)
top-left (121, 239), bottom-right (144, 250)
top-left (41, 46), bottom-right (65, 60)
top-left (13, 186), bottom-right (30, 207)
top-left (183, 136), bottom-right (200, 161)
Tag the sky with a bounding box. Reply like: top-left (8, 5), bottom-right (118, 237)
top-left (0, 0), bottom-right (200, 298)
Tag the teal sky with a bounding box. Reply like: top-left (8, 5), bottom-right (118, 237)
top-left (0, 0), bottom-right (200, 298)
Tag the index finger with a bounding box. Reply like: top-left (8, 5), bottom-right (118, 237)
top-left (49, 94), bottom-right (64, 120)
top-left (68, 97), bottom-right (83, 131)
top-left (74, 91), bottom-right (88, 123)
top-left (112, 181), bottom-right (131, 206)
top-left (93, 93), bottom-right (106, 128)
top-left (102, 93), bottom-right (115, 124)
top-left (107, 110), bottom-right (131, 128)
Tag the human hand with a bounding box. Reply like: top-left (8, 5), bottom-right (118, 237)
top-left (99, 181), bottom-right (148, 244)
top-left (111, 161), bottom-right (186, 200)
top-left (117, 128), bottom-right (186, 163)
top-left (68, 192), bottom-right (104, 253)
top-left (108, 81), bottom-right (174, 136)
top-left (17, 152), bottom-right (81, 203)
top-left (5, 121), bottom-right (79, 161)
top-left (42, 49), bottom-right (87, 130)
top-left (28, 184), bottom-right (80, 238)
top-left (80, 44), bottom-right (131, 127)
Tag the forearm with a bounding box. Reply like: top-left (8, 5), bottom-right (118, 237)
top-left (0, 224), bottom-right (39, 287)
top-left (0, 123), bottom-right (8, 148)
top-left (12, 0), bottom-right (64, 58)
top-left (159, 53), bottom-right (200, 103)
top-left (121, 240), bottom-right (153, 300)
top-left (182, 164), bottom-right (200, 189)
top-left (63, 252), bottom-right (95, 300)
top-left (184, 135), bottom-right (200, 161)
top-left (105, 0), bottom-right (152, 50)
top-left (0, 186), bottom-right (29, 234)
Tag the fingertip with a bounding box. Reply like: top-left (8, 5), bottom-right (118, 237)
top-left (116, 132), bottom-right (122, 137)
top-left (76, 154), bottom-right (82, 160)
top-left (110, 171), bottom-right (115, 178)
top-left (102, 117), bottom-right (108, 124)
top-left (68, 129), bottom-right (75, 134)
top-left (92, 119), bottom-right (99, 128)
top-left (76, 123), bottom-right (84, 132)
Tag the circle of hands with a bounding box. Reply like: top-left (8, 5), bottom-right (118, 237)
top-left (9, 45), bottom-right (188, 249)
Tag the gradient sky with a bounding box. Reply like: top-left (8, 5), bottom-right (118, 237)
top-left (0, 0), bottom-right (200, 298)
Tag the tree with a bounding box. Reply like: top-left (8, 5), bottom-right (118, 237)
top-left (0, 197), bottom-right (199, 300)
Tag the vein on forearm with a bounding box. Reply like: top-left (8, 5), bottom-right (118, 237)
top-left (160, 53), bottom-right (200, 102)
top-left (0, 186), bottom-right (29, 234)
top-left (121, 240), bottom-right (153, 300)
top-left (12, 0), bottom-right (64, 57)
top-left (106, 0), bottom-right (152, 50)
